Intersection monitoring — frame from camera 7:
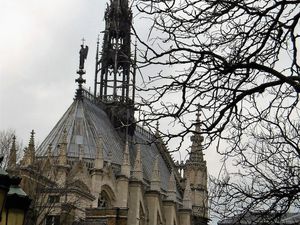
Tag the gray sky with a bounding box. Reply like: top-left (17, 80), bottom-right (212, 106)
top-left (0, 0), bottom-right (106, 144)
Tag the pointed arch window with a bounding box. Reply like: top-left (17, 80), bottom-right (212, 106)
top-left (98, 190), bottom-right (111, 208)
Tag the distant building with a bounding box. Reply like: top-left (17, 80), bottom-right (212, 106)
top-left (218, 211), bottom-right (300, 225)
top-left (6, 1), bottom-right (209, 225)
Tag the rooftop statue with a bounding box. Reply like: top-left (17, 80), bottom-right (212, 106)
top-left (79, 44), bottom-right (89, 70)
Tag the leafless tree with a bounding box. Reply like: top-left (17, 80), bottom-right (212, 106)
top-left (0, 129), bottom-right (22, 168)
top-left (22, 159), bottom-right (86, 225)
top-left (133, 0), bottom-right (300, 221)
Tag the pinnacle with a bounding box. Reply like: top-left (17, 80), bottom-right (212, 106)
top-left (183, 178), bottom-right (192, 209)
top-left (94, 135), bottom-right (104, 169)
top-left (29, 129), bottom-right (35, 147)
top-left (121, 140), bottom-right (130, 177)
top-left (167, 170), bottom-right (177, 201)
top-left (132, 144), bottom-right (143, 181)
top-left (150, 155), bottom-right (161, 191)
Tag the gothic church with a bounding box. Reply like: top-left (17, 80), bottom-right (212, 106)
top-left (6, 1), bottom-right (209, 225)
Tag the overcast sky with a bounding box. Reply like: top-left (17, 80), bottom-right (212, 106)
top-left (1, 0), bottom-right (107, 142)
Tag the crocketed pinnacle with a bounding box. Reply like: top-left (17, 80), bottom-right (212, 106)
top-left (132, 144), bottom-right (143, 181)
top-left (150, 155), bottom-right (160, 191)
top-left (28, 130), bottom-right (36, 164)
top-left (189, 106), bottom-right (204, 163)
top-left (121, 140), bottom-right (131, 177)
top-left (94, 135), bottom-right (104, 169)
top-left (166, 170), bottom-right (176, 201)
top-left (58, 128), bottom-right (68, 165)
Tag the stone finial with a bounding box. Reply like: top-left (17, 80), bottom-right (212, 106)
top-left (121, 140), bottom-right (130, 177)
top-left (188, 106), bottom-right (204, 163)
top-left (29, 130), bottom-right (35, 147)
top-left (7, 136), bottom-right (17, 169)
top-left (22, 130), bottom-right (35, 166)
top-left (132, 144), bottom-right (143, 181)
top-left (183, 179), bottom-right (192, 209)
top-left (150, 155), bottom-right (161, 191)
top-left (58, 129), bottom-right (68, 165)
top-left (28, 130), bottom-right (36, 163)
top-left (94, 135), bottom-right (104, 169)
top-left (167, 170), bottom-right (176, 202)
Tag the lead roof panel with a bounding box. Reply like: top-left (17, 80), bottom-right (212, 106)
top-left (36, 98), bottom-right (177, 193)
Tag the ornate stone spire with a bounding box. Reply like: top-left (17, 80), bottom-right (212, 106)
top-left (121, 140), bottom-right (131, 177)
top-left (150, 155), bottom-right (161, 191)
top-left (94, 135), bottom-right (104, 169)
top-left (183, 178), bottom-right (192, 209)
top-left (28, 130), bottom-right (35, 165)
top-left (21, 130), bottom-right (36, 167)
top-left (132, 144), bottom-right (143, 181)
top-left (95, 0), bottom-right (133, 104)
top-left (94, 0), bottom-right (135, 136)
top-left (58, 128), bottom-right (68, 165)
top-left (7, 136), bottom-right (17, 169)
top-left (166, 171), bottom-right (176, 201)
top-left (189, 106), bottom-right (204, 163)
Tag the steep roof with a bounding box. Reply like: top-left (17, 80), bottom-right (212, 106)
top-left (36, 97), bottom-right (176, 192)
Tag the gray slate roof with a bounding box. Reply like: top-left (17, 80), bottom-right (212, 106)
top-left (36, 98), bottom-right (175, 193)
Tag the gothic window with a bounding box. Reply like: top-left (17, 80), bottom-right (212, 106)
top-left (47, 195), bottom-right (60, 204)
top-left (111, 38), bottom-right (121, 50)
top-left (45, 215), bottom-right (60, 225)
top-left (98, 191), bottom-right (111, 208)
